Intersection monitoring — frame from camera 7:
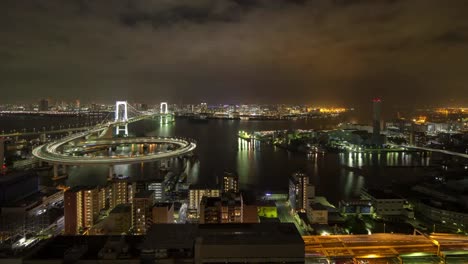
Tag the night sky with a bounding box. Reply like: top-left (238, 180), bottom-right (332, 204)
top-left (1, 0), bottom-right (468, 106)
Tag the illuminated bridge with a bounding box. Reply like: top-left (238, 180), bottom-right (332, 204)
top-left (32, 136), bottom-right (196, 166)
top-left (31, 101), bottom-right (195, 178)
top-left (303, 233), bottom-right (468, 263)
top-left (401, 145), bottom-right (468, 159)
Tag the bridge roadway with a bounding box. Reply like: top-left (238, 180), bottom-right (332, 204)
top-left (303, 233), bottom-right (468, 260)
top-left (399, 145), bottom-right (468, 159)
top-left (0, 112), bottom-right (169, 138)
top-left (32, 117), bottom-right (195, 166)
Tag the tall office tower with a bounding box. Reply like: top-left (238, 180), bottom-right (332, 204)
top-left (64, 186), bottom-right (106, 235)
top-left (132, 190), bottom-right (155, 235)
top-left (372, 98), bottom-right (382, 145)
top-left (109, 179), bottom-right (130, 209)
top-left (289, 172), bottom-right (309, 212)
top-left (39, 99), bottom-right (49, 111)
top-left (222, 171), bottom-right (239, 193)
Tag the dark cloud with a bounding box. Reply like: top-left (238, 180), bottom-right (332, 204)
top-left (0, 0), bottom-right (468, 108)
top-left (433, 31), bottom-right (468, 44)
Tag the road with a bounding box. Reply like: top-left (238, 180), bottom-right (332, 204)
top-left (276, 200), bottom-right (308, 235)
top-left (400, 145), bottom-right (468, 159)
top-left (303, 233), bottom-right (468, 261)
top-left (32, 118), bottom-right (196, 165)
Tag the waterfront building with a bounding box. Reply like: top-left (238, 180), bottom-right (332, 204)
top-left (289, 172), bottom-right (309, 212)
top-left (199, 193), bottom-right (243, 224)
top-left (64, 186), bottom-right (106, 235)
top-left (222, 171), bottom-right (239, 193)
top-left (338, 199), bottom-right (373, 215)
top-left (414, 199), bottom-right (468, 227)
top-left (361, 189), bottom-right (406, 220)
top-left (151, 202), bottom-right (174, 224)
top-left (132, 190), bottom-right (155, 235)
top-left (307, 203), bottom-right (329, 224)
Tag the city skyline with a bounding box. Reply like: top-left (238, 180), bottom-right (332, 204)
top-left (1, 0), bottom-right (468, 106)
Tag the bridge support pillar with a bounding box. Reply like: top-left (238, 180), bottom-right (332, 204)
top-left (40, 133), bottom-right (47, 143)
top-left (53, 164), bottom-right (58, 179)
top-left (115, 124), bottom-right (128, 137)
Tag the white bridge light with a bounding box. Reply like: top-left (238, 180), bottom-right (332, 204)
top-left (160, 102), bottom-right (168, 114)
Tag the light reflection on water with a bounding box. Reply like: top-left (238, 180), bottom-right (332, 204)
top-left (47, 119), bottom-right (435, 205)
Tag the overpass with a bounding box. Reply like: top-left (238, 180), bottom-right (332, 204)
top-left (31, 101), bottom-right (192, 179)
top-left (32, 136), bottom-right (196, 166)
top-left (401, 145), bottom-right (468, 159)
top-left (303, 233), bottom-right (468, 263)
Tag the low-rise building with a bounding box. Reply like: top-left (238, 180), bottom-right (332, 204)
top-left (243, 204), bottom-right (259, 223)
top-left (338, 199), bottom-right (373, 215)
top-left (361, 189), bottom-right (406, 219)
top-left (142, 223), bottom-right (305, 263)
top-left (199, 193), bottom-right (243, 224)
top-left (414, 199), bottom-right (468, 227)
top-left (307, 203), bottom-right (329, 224)
top-left (152, 203), bottom-right (174, 224)
top-left (90, 204), bottom-right (132, 235)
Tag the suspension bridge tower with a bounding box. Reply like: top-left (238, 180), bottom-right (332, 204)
top-left (115, 101), bottom-right (129, 136)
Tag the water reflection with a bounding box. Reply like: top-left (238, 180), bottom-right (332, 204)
top-left (54, 119), bottom-right (435, 205)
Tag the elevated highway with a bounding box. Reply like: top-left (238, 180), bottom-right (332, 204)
top-left (303, 233), bottom-right (468, 262)
top-left (32, 136), bottom-right (196, 165)
top-left (400, 145), bottom-right (468, 159)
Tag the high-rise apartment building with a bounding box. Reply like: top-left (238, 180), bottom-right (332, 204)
top-left (132, 190), bottom-right (155, 235)
top-left (222, 171), bottom-right (239, 193)
top-left (109, 179), bottom-right (130, 209)
top-left (289, 172), bottom-right (309, 212)
top-left (64, 186), bottom-right (106, 235)
top-left (188, 185), bottom-right (220, 213)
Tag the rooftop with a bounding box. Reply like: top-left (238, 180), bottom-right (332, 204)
top-left (364, 189), bottom-right (404, 200)
top-left (153, 202), bottom-right (173, 208)
top-left (134, 190), bottom-right (154, 199)
top-left (188, 183), bottom-right (220, 190)
top-left (25, 236), bottom-right (143, 260)
top-left (144, 223), bottom-right (303, 249)
top-left (0, 170), bottom-right (38, 184)
top-left (110, 203), bottom-right (131, 214)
